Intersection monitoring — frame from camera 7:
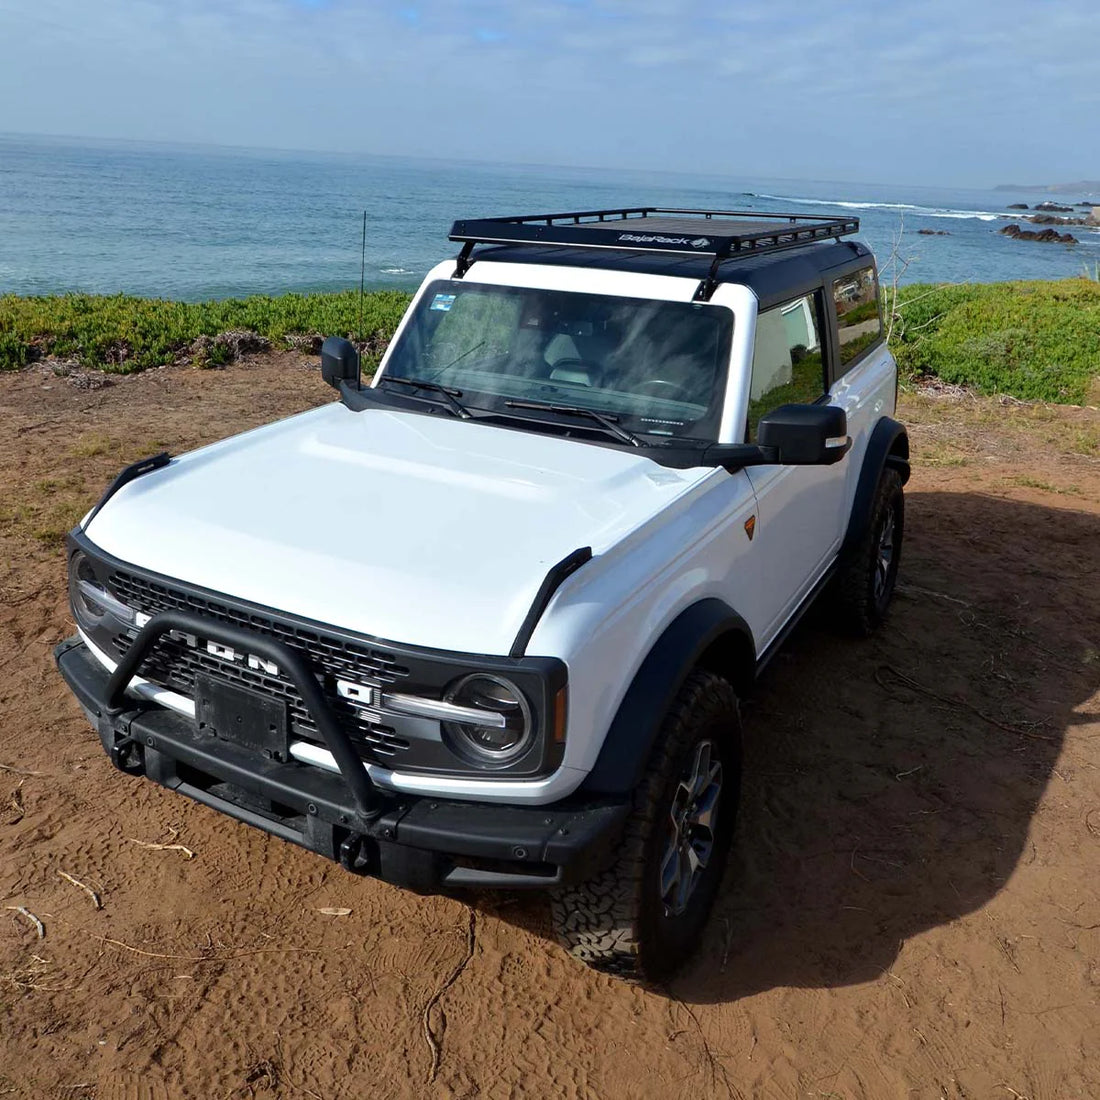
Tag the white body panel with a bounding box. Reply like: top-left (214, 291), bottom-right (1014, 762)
top-left (84, 402), bottom-right (716, 657)
top-left (81, 257), bottom-right (897, 805)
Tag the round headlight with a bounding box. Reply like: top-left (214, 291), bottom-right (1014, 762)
top-left (442, 674), bottom-right (533, 767)
top-left (68, 550), bottom-right (107, 630)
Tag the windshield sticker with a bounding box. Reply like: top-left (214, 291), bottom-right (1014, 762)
top-left (430, 293), bottom-right (456, 312)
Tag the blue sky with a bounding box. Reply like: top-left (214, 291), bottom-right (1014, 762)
top-left (0, 0), bottom-right (1097, 186)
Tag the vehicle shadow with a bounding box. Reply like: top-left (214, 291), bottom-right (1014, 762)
top-left (673, 489), bottom-right (1098, 1003)
top-left (485, 490), bottom-right (1098, 1002)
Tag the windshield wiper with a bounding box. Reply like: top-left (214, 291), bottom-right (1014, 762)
top-left (504, 399), bottom-right (641, 447)
top-left (378, 376), bottom-right (472, 419)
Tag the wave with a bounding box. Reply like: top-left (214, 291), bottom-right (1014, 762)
top-left (755, 193), bottom-right (1004, 222)
top-left (380, 267), bottom-right (415, 274)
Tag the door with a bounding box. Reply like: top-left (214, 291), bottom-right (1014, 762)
top-left (742, 291), bottom-right (849, 647)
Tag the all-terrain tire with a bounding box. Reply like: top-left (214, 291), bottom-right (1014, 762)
top-left (550, 670), bottom-right (741, 983)
top-left (833, 466), bottom-right (905, 636)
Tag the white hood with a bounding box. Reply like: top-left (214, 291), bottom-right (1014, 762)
top-left (85, 404), bottom-right (710, 655)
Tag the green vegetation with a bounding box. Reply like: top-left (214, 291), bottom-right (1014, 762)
top-left (3, 279), bottom-right (1100, 406)
top-left (0, 289), bottom-right (411, 373)
top-left (890, 279), bottom-right (1100, 403)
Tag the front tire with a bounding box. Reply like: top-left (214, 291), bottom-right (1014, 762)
top-left (550, 670), bottom-right (741, 982)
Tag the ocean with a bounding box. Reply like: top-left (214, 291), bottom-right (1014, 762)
top-left (1, 133), bottom-right (1098, 301)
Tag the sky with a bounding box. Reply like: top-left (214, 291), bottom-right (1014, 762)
top-left (0, 0), bottom-right (1097, 187)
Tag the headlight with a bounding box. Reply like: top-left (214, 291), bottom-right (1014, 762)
top-left (68, 550), bottom-right (134, 631)
top-left (442, 674), bottom-right (533, 767)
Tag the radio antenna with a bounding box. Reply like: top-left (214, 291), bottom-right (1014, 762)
top-left (357, 210), bottom-right (366, 347)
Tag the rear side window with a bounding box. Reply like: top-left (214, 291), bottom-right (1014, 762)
top-left (831, 267), bottom-right (883, 371)
top-left (745, 292), bottom-right (825, 441)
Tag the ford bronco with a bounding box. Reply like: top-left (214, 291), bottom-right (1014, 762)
top-left (55, 207), bottom-right (909, 980)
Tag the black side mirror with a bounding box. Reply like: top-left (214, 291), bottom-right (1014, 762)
top-left (320, 336), bottom-right (360, 390)
top-left (757, 403), bottom-right (850, 465)
top-left (702, 404), bottom-right (850, 471)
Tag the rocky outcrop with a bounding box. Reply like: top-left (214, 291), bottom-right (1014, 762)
top-left (999, 223), bottom-right (1078, 244)
top-left (918, 228), bottom-right (950, 235)
top-left (1006, 203), bottom-right (1029, 210)
top-left (1027, 213), bottom-right (1086, 226)
top-left (1034, 201), bottom-right (1075, 213)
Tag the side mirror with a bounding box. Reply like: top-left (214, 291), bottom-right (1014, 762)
top-left (320, 336), bottom-right (360, 390)
top-left (757, 403), bottom-right (850, 465)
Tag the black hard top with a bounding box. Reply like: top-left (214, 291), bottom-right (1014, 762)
top-left (468, 240), bottom-right (871, 310)
top-left (449, 207), bottom-right (875, 307)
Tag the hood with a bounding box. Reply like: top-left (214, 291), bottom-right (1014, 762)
top-left (85, 404), bottom-right (710, 655)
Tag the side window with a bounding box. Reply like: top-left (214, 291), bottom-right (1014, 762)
top-left (746, 293), bottom-right (825, 441)
top-left (831, 267), bottom-right (883, 373)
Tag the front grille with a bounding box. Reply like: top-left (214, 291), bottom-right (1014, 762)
top-left (106, 570), bottom-right (412, 761)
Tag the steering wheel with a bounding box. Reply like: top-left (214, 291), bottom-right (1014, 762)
top-left (635, 379), bottom-right (692, 400)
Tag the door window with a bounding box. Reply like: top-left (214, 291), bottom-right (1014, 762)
top-left (831, 267), bottom-right (883, 374)
top-left (746, 293), bottom-right (825, 441)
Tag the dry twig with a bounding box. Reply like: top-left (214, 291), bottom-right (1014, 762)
top-left (0, 762), bottom-right (40, 776)
top-left (93, 931), bottom-right (322, 963)
top-left (875, 665), bottom-right (1055, 742)
top-left (422, 907), bottom-right (476, 1084)
top-left (58, 871), bottom-right (102, 910)
top-left (669, 994), bottom-right (741, 1099)
top-left (6, 905), bottom-right (45, 938)
top-left (128, 837), bottom-right (195, 859)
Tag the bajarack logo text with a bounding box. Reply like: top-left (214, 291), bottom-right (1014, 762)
top-left (617, 233), bottom-right (711, 248)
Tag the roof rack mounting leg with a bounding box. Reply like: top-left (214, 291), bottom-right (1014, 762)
top-left (452, 240), bottom-right (475, 279)
top-left (692, 251), bottom-right (727, 302)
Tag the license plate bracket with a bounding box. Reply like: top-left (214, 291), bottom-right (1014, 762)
top-left (195, 673), bottom-right (290, 761)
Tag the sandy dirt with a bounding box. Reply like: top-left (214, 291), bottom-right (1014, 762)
top-left (1, 355), bottom-right (1098, 1099)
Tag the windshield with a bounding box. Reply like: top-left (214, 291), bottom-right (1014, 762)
top-left (380, 280), bottom-right (733, 442)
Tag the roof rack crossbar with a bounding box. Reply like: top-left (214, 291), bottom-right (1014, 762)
top-left (448, 208), bottom-right (859, 277)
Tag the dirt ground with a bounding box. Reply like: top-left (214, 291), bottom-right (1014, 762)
top-left (1, 355), bottom-right (1098, 1099)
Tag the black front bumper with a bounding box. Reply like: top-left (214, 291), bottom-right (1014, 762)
top-left (55, 636), bottom-right (628, 891)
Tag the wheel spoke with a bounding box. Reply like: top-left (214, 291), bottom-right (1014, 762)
top-left (659, 838), bottom-right (681, 902)
top-left (690, 781), bottom-right (722, 833)
top-left (659, 741), bottom-right (725, 916)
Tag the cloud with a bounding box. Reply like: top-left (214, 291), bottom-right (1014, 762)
top-left (0, 0), bottom-right (1096, 185)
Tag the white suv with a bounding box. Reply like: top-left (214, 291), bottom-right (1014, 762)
top-left (55, 208), bottom-right (909, 981)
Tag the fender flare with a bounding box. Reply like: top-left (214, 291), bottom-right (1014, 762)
top-left (840, 416), bottom-right (909, 560)
top-left (578, 598), bottom-right (755, 796)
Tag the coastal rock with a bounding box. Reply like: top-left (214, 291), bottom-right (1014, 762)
top-left (1006, 203), bottom-right (1029, 210)
top-left (1027, 213), bottom-right (1085, 226)
top-left (918, 228), bottom-right (950, 235)
top-left (999, 223), bottom-right (1078, 244)
top-left (1034, 201), bottom-right (1074, 213)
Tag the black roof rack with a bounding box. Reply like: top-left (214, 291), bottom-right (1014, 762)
top-left (449, 207), bottom-right (860, 300)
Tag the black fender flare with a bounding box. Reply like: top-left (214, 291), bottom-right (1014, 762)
top-left (578, 598), bottom-right (755, 796)
top-left (840, 416), bottom-right (909, 560)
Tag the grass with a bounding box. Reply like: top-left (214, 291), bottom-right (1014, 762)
top-left (3, 278), bottom-right (1100, 406)
top-left (0, 289), bottom-right (411, 373)
top-left (890, 279), bottom-right (1100, 403)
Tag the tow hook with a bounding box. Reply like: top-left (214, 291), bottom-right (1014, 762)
top-left (338, 834), bottom-right (373, 875)
top-left (108, 734), bottom-right (145, 775)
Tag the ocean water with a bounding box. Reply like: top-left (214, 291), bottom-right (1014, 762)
top-left (1, 133), bottom-right (1098, 301)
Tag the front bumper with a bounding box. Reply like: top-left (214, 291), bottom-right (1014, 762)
top-left (55, 636), bottom-right (628, 891)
